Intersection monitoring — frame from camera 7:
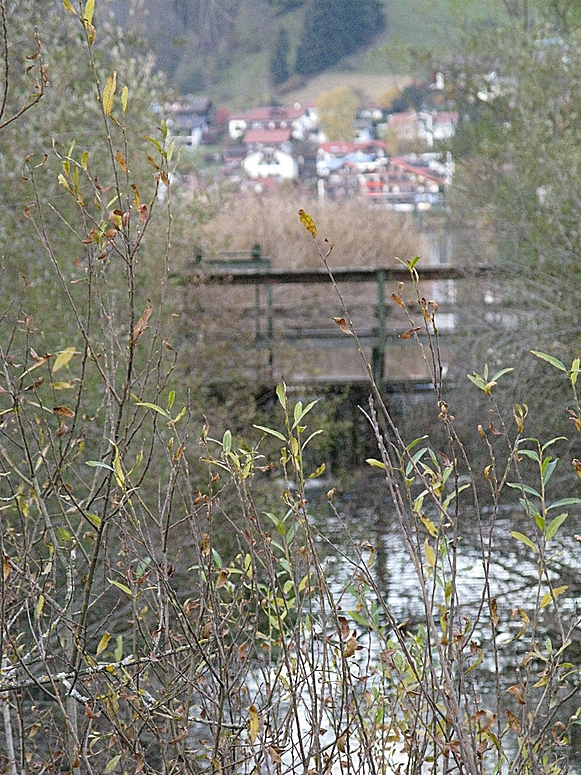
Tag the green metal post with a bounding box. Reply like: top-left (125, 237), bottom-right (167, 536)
top-left (372, 269), bottom-right (386, 383)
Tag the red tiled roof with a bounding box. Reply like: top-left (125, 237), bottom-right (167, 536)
top-left (390, 158), bottom-right (445, 185)
top-left (243, 128), bottom-right (293, 145)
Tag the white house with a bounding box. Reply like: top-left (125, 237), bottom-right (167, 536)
top-left (243, 148), bottom-right (298, 180)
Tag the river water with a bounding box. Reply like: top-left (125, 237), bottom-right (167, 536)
top-left (303, 480), bottom-right (581, 771)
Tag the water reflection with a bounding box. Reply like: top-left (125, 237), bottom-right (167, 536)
top-left (305, 483), bottom-right (581, 770)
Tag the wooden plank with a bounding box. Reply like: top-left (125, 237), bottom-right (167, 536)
top-left (194, 264), bottom-right (502, 286)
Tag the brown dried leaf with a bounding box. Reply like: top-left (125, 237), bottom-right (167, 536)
top-left (3, 553), bottom-right (10, 581)
top-left (343, 634), bottom-right (363, 658)
top-left (53, 406), bottom-right (75, 418)
top-left (507, 683), bottom-right (526, 704)
top-left (490, 597), bottom-right (499, 628)
top-left (115, 150), bottom-right (127, 174)
top-left (338, 616), bottom-right (350, 641)
top-left (391, 293), bottom-right (405, 308)
top-left (332, 317), bottom-right (353, 336)
top-left (140, 204), bottom-right (148, 223)
top-left (268, 747), bottom-right (282, 764)
top-left (132, 300), bottom-right (153, 346)
top-left (505, 709), bottom-right (521, 733)
top-left (216, 569), bottom-right (229, 589)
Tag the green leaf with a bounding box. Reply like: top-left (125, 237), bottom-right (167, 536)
top-left (303, 428), bottom-right (324, 448)
top-left (57, 527), bottom-right (72, 542)
top-left (541, 457), bottom-right (558, 485)
top-left (85, 460), bottom-right (115, 472)
top-left (222, 430), bottom-right (232, 454)
top-left (254, 424), bottom-right (286, 442)
top-left (408, 255), bottom-right (421, 269)
top-left (491, 367), bottom-right (514, 382)
top-left (517, 449), bottom-right (540, 462)
top-left (509, 531), bottom-right (538, 553)
top-left (167, 390), bottom-right (175, 410)
top-left (531, 351), bottom-right (566, 372)
top-left (506, 482), bottom-right (541, 499)
top-left (134, 401), bottom-right (170, 418)
top-left (108, 578), bottom-right (132, 596)
top-left (276, 384), bottom-right (287, 410)
top-left (405, 435), bottom-right (429, 452)
top-left (548, 497), bottom-right (581, 510)
top-left (121, 85), bottom-right (128, 113)
top-left (541, 436), bottom-right (567, 451)
top-left (546, 512), bottom-right (568, 540)
top-left (467, 373), bottom-right (486, 391)
top-left (366, 458), bottom-right (386, 469)
top-left (292, 399), bottom-right (318, 429)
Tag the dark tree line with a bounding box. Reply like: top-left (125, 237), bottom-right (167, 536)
top-left (294, 0), bottom-right (385, 77)
top-left (270, 0), bottom-right (385, 85)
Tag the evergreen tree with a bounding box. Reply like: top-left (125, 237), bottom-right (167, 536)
top-left (270, 27), bottom-right (290, 85)
top-left (295, 0), bottom-right (385, 77)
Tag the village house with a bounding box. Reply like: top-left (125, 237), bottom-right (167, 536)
top-left (165, 97), bottom-right (215, 147)
top-left (242, 128), bottom-right (293, 154)
top-left (316, 141), bottom-right (388, 176)
top-left (387, 110), bottom-right (457, 148)
top-left (243, 147), bottom-right (299, 180)
top-left (228, 105), bottom-right (317, 141)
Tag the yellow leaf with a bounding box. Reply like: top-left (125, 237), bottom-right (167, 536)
top-left (36, 594), bottom-right (45, 616)
top-left (104, 754), bottom-right (121, 774)
top-left (540, 585), bottom-right (568, 609)
top-left (424, 538), bottom-right (436, 568)
top-left (62, 0), bottom-right (76, 14)
top-left (248, 705), bottom-right (259, 743)
top-left (58, 173), bottom-right (72, 194)
top-left (52, 347), bottom-right (77, 373)
top-left (86, 23), bottom-right (96, 45)
top-left (84, 0), bottom-right (95, 24)
top-left (97, 631), bottom-right (111, 656)
top-left (121, 85), bottom-right (128, 113)
top-left (115, 150), bottom-right (127, 174)
top-left (102, 71), bottom-right (116, 116)
top-left (3, 553), bottom-right (10, 581)
top-left (298, 208), bottom-right (317, 238)
top-left (332, 316), bottom-right (353, 336)
top-left (421, 516), bottom-right (438, 537)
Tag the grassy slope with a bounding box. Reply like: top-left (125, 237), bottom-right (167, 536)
top-left (211, 0), bottom-right (509, 107)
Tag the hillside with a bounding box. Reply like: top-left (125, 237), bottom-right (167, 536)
top-left (113, 0), bottom-right (511, 106)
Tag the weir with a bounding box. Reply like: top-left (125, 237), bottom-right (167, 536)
top-left (183, 246), bottom-right (506, 390)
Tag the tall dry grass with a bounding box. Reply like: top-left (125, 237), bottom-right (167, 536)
top-left (198, 192), bottom-right (420, 268)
